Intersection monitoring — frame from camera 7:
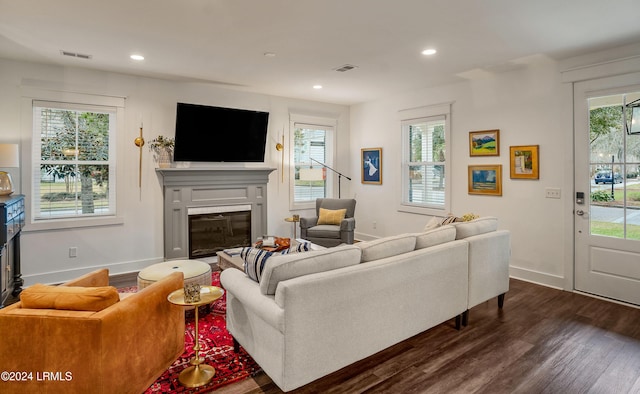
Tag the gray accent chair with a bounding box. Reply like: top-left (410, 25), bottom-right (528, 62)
top-left (300, 198), bottom-right (356, 247)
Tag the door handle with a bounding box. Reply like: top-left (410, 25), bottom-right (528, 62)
top-left (576, 209), bottom-right (584, 216)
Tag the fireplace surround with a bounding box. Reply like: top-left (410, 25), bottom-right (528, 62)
top-left (157, 167), bottom-right (275, 260)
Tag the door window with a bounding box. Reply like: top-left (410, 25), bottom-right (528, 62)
top-left (588, 92), bottom-right (640, 240)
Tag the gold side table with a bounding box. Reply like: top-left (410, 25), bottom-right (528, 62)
top-left (167, 285), bottom-right (225, 388)
top-left (284, 216), bottom-right (300, 239)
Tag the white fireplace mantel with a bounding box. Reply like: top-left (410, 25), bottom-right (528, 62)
top-left (156, 167), bottom-right (276, 260)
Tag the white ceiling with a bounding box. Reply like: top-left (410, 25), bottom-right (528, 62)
top-left (1, 0), bottom-right (640, 105)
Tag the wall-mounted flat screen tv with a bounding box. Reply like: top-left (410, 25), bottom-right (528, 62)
top-left (173, 102), bottom-right (269, 162)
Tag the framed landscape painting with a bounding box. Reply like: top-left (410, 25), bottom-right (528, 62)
top-left (510, 145), bottom-right (539, 179)
top-left (361, 148), bottom-right (382, 184)
top-left (469, 129), bottom-right (500, 156)
top-left (468, 165), bottom-right (502, 196)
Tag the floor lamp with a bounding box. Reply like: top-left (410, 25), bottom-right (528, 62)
top-left (301, 158), bottom-right (351, 198)
top-left (0, 144), bottom-right (19, 196)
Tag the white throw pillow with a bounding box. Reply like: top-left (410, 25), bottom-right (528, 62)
top-left (423, 216), bottom-right (441, 231)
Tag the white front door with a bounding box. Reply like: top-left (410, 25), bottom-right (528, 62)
top-left (574, 73), bottom-right (640, 306)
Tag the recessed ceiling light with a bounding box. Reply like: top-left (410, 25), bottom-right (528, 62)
top-left (421, 49), bottom-right (437, 56)
top-left (313, 85), bottom-right (323, 90)
top-left (130, 54), bottom-right (145, 61)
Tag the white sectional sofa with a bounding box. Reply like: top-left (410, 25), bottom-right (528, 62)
top-left (220, 217), bottom-right (510, 392)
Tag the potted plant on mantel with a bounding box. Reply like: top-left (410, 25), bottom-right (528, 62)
top-left (149, 135), bottom-right (175, 168)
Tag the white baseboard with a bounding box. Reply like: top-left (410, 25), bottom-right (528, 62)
top-left (354, 231), bottom-right (379, 242)
top-left (509, 265), bottom-right (565, 290)
top-left (22, 257), bottom-right (162, 286)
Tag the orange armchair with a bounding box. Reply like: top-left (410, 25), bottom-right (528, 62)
top-left (0, 269), bottom-right (184, 394)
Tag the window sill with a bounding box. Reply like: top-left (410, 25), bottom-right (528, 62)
top-left (397, 204), bottom-right (446, 217)
top-left (290, 201), bottom-right (317, 211)
top-left (23, 216), bottom-right (124, 232)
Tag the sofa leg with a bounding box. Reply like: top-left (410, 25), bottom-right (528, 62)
top-left (455, 314), bottom-right (462, 330)
top-left (498, 293), bottom-right (505, 309)
top-left (233, 337), bottom-right (240, 353)
top-left (462, 310), bottom-right (469, 327)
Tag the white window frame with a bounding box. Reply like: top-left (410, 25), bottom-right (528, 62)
top-left (289, 114), bottom-right (336, 211)
top-left (398, 103), bottom-right (451, 216)
top-left (21, 88), bottom-right (125, 231)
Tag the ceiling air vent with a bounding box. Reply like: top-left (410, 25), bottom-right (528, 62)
top-left (60, 50), bottom-right (92, 60)
top-left (334, 64), bottom-right (358, 72)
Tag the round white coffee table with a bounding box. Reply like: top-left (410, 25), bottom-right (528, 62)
top-left (137, 260), bottom-right (212, 290)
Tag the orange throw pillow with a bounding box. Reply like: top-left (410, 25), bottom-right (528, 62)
top-left (317, 208), bottom-right (347, 225)
top-left (20, 284), bottom-right (120, 312)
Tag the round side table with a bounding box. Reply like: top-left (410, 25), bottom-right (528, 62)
top-left (167, 286), bottom-right (224, 388)
top-left (284, 216), bottom-right (300, 239)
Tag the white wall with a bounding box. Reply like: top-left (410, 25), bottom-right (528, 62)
top-left (0, 58), bottom-right (349, 285)
top-left (4, 44), bottom-right (637, 290)
top-left (350, 57), bottom-right (572, 289)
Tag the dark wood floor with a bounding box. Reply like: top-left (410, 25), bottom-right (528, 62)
top-left (215, 278), bottom-right (640, 394)
top-left (14, 268), bottom-right (640, 393)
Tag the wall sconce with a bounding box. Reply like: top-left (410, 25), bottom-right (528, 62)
top-left (276, 134), bottom-right (284, 182)
top-left (0, 144), bottom-right (20, 196)
top-left (134, 124), bottom-right (145, 189)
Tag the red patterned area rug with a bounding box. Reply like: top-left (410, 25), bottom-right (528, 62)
top-left (119, 272), bottom-right (261, 393)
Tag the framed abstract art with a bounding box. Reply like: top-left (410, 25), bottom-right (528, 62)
top-left (510, 145), bottom-right (539, 179)
top-left (361, 148), bottom-right (382, 184)
top-left (468, 164), bottom-right (502, 196)
top-left (469, 129), bottom-right (500, 157)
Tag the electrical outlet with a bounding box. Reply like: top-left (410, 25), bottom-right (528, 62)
top-left (373, 221), bottom-right (377, 229)
top-left (545, 188), bottom-right (561, 199)
top-left (69, 247), bottom-right (78, 258)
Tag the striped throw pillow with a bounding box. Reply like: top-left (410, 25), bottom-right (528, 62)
top-left (440, 215), bottom-right (460, 225)
top-left (241, 243), bottom-right (312, 282)
top-left (242, 247), bottom-right (281, 282)
top-left (287, 242), bottom-right (311, 253)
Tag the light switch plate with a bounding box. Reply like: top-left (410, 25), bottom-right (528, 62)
top-left (545, 188), bottom-right (561, 199)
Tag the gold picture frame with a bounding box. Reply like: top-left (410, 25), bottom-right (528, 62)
top-left (469, 129), bottom-right (500, 156)
top-left (361, 148), bottom-right (382, 184)
top-left (510, 145), bottom-right (539, 179)
top-left (468, 165), bottom-right (502, 196)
